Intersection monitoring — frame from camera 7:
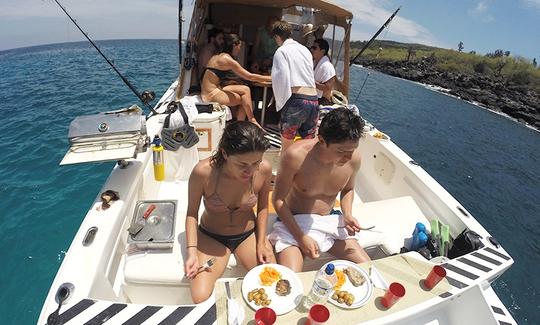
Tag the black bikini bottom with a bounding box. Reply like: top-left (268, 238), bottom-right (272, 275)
top-left (199, 226), bottom-right (255, 252)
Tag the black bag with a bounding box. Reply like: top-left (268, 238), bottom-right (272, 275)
top-left (448, 229), bottom-right (484, 258)
top-left (161, 101), bottom-right (199, 150)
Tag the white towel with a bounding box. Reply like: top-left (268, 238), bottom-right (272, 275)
top-left (268, 214), bottom-right (352, 253)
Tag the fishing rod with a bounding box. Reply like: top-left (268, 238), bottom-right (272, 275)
top-left (349, 6), bottom-right (401, 66)
top-left (353, 72), bottom-right (370, 104)
top-left (52, 0), bottom-right (157, 114)
top-left (178, 0), bottom-right (183, 70)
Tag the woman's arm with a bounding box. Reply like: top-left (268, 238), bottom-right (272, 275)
top-left (255, 160), bottom-right (273, 263)
top-left (184, 162), bottom-right (206, 278)
top-left (225, 56), bottom-right (272, 83)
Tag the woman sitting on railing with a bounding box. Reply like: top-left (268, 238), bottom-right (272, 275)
top-left (200, 34), bottom-right (271, 128)
top-left (184, 121), bottom-right (276, 303)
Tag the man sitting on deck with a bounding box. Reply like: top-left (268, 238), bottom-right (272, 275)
top-left (269, 108), bottom-right (371, 271)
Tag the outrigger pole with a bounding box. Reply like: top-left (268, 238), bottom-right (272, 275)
top-left (349, 7), bottom-right (401, 66)
top-left (178, 0), bottom-right (183, 71)
top-left (52, 0), bottom-right (157, 114)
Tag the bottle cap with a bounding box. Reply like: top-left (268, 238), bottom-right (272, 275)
top-left (152, 135), bottom-right (162, 146)
top-left (325, 263), bottom-right (335, 275)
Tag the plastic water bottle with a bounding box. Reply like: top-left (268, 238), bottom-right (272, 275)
top-left (303, 263), bottom-right (337, 309)
top-left (411, 222), bottom-right (427, 250)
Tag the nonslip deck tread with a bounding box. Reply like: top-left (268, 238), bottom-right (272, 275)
top-left (157, 306), bottom-right (195, 325)
top-left (58, 299), bottom-right (95, 324)
top-left (122, 306), bottom-right (162, 325)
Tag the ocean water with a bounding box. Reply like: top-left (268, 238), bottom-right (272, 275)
top-left (0, 40), bottom-right (538, 324)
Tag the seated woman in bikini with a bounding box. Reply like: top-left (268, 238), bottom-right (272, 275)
top-left (183, 121), bottom-right (276, 303)
top-left (201, 33), bottom-right (271, 128)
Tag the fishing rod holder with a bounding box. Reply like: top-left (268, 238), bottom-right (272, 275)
top-left (141, 90), bottom-right (156, 105)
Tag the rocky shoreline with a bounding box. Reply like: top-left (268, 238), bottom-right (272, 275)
top-left (357, 58), bottom-right (540, 130)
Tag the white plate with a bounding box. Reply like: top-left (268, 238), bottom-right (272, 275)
top-left (241, 264), bottom-right (304, 315)
top-left (325, 260), bottom-right (373, 309)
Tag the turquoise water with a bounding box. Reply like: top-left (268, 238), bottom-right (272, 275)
top-left (0, 40), bottom-right (538, 324)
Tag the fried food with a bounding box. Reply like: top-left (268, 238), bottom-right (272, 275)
top-left (331, 290), bottom-right (355, 306)
top-left (247, 287), bottom-right (271, 306)
top-left (259, 266), bottom-right (281, 286)
top-left (334, 269), bottom-right (346, 290)
top-left (344, 266), bottom-right (365, 287)
top-left (275, 279), bottom-right (291, 296)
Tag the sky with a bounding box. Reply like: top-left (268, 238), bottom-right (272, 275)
top-left (0, 0), bottom-right (539, 59)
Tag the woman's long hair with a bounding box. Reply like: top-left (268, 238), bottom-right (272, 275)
top-left (221, 33), bottom-right (241, 55)
top-left (211, 121), bottom-right (270, 168)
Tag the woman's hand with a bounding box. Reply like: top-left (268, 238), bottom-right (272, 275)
top-left (343, 215), bottom-right (361, 236)
top-left (256, 241), bottom-right (274, 264)
top-left (184, 250), bottom-right (200, 279)
top-left (299, 234), bottom-right (320, 259)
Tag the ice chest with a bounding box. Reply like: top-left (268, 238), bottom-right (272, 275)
top-left (128, 200), bottom-right (176, 249)
top-left (192, 111), bottom-right (226, 160)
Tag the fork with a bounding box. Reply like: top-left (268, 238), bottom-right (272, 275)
top-left (337, 225), bottom-right (376, 231)
top-left (196, 257), bottom-right (216, 274)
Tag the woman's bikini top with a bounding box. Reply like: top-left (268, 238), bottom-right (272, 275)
top-left (202, 67), bottom-right (233, 81)
top-left (203, 169), bottom-right (258, 215)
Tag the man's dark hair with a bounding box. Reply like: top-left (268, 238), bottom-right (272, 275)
top-left (319, 108), bottom-right (365, 145)
top-left (271, 20), bottom-right (292, 41)
top-left (314, 38), bottom-right (330, 56)
top-left (207, 28), bottom-right (223, 43)
top-left (221, 33), bottom-right (241, 55)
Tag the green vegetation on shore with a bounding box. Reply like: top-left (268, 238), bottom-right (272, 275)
top-left (351, 40), bottom-right (540, 92)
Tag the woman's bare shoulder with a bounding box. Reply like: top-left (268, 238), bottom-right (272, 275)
top-left (192, 158), bottom-right (213, 179)
top-left (259, 159), bottom-right (273, 177)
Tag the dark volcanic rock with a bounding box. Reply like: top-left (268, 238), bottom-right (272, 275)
top-left (358, 58), bottom-right (540, 130)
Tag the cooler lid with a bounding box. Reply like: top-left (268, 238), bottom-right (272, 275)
top-left (193, 111), bottom-right (226, 123)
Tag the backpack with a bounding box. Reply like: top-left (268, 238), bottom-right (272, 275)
top-left (448, 229), bottom-right (484, 258)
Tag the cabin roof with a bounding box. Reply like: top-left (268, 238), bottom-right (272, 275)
top-left (198, 0), bottom-right (353, 20)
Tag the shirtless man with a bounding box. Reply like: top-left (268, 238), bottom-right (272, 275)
top-left (198, 28), bottom-right (225, 80)
top-left (270, 108), bottom-right (371, 271)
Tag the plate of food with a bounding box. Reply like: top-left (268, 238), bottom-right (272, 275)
top-left (241, 263), bottom-right (303, 315)
top-left (325, 260), bottom-right (373, 309)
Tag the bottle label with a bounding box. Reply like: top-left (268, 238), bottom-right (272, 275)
top-left (153, 152), bottom-right (163, 165)
top-left (311, 278), bottom-right (332, 297)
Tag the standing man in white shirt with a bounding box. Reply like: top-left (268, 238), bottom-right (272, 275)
top-left (271, 21), bottom-right (319, 152)
top-left (311, 38), bottom-right (336, 106)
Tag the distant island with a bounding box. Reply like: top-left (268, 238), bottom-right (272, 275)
top-left (351, 40), bottom-right (540, 131)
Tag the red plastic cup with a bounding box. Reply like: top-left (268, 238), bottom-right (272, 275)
top-left (306, 304), bottom-right (330, 325)
top-left (424, 265), bottom-right (447, 289)
top-left (381, 282), bottom-right (406, 308)
top-left (254, 307), bottom-right (276, 325)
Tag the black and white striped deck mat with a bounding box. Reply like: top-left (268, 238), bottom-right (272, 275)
top-left (52, 247), bottom-right (514, 324)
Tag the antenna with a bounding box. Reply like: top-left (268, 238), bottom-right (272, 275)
top-left (52, 0), bottom-right (157, 115)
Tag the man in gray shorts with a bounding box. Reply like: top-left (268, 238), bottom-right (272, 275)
top-left (271, 21), bottom-right (319, 151)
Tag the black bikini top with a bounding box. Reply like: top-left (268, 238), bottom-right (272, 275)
top-left (203, 67), bottom-right (233, 80)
